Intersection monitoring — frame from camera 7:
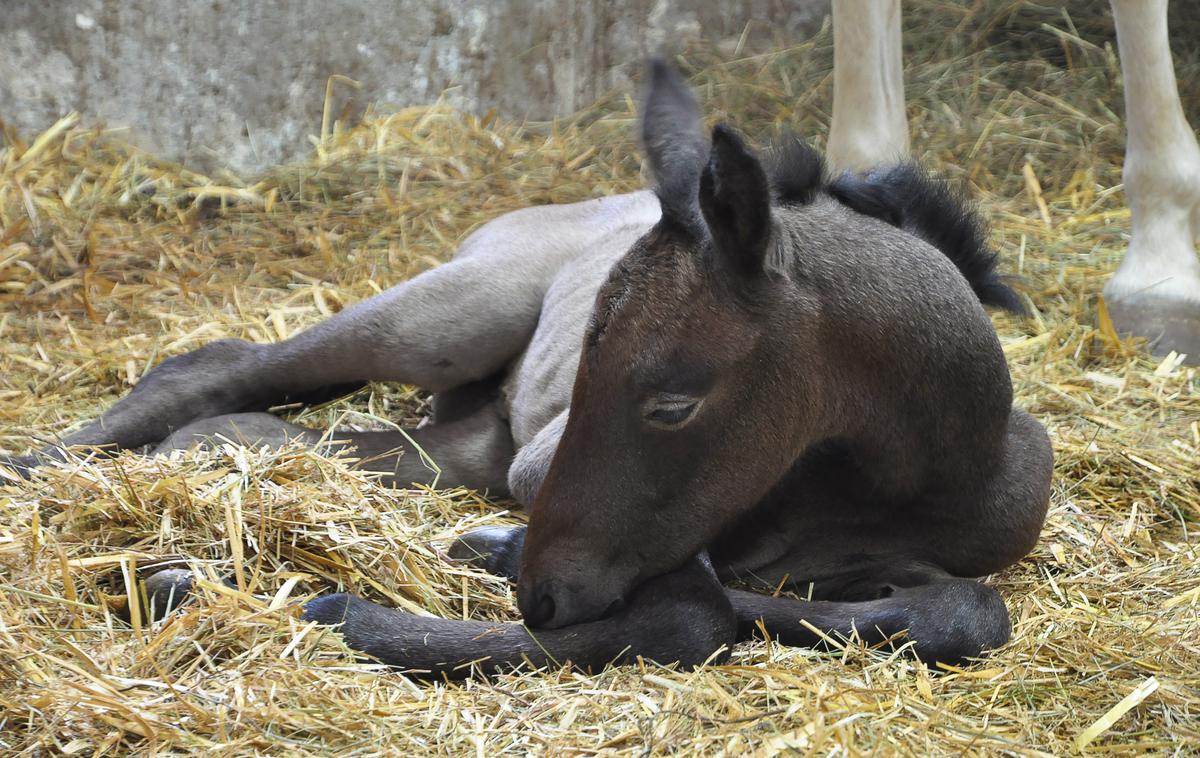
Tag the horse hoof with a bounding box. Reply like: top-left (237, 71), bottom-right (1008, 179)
top-left (1105, 293), bottom-right (1200, 363)
top-left (130, 568), bottom-right (197, 622)
top-left (448, 525), bottom-right (526, 582)
top-left (301, 592), bottom-right (355, 626)
top-left (0, 453), bottom-right (36, 480)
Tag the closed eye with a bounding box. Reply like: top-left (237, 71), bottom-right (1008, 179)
top-left (643, 396), bottom-right (703, 429)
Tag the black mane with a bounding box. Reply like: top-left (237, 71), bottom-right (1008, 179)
top-left (765, 134), bottom-right (1023, 314)
top-left (765, 132), bottom-right (826, 206)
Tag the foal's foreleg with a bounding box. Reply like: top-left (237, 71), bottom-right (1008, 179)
top-left (728, 576), bottom-right (1011, 666)
top-left (301, 555), bottom-right (736, 678)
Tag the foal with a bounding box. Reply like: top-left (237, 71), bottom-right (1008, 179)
top-left (9, 61), bottom-right (1052, 677)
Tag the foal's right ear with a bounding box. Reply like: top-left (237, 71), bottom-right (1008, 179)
top-left (698, 125), bottom-right (772, 275)
top-left (640, 58), bottom-right (708, 229)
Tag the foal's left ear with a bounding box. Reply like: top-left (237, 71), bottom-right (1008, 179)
top-left (698, 125), bottom-right (773, 274)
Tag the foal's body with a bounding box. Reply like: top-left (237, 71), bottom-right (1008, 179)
top-left (11, 65), bottom-right (1052, 676)
top-left (151, 187), bottom-right (1048, 594)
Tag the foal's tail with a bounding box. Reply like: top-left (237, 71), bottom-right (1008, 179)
top-left (828, 164), bottom-right (1026, 314)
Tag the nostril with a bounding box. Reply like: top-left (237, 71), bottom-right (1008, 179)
top-left (522, 586), bottom-right (557, 627)
top-left (534, 592), bottom-right (555, 625)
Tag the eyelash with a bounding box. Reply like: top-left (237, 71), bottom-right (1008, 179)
top-left (647, 404), bottom-right (693, 425)
top-left (644, 398), bottom-right (701, 428)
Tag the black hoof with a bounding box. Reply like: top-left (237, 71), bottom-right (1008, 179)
top-left (117, 568), bottom-right (197, 623)
top-left (447, 525), bottom-right (526, 582)
top-left (301, 592), bottom-right (356, 626)
top-left (0, 453), bottom-right (38, 480)
top-left (116, 568), bottom-right (240, 623)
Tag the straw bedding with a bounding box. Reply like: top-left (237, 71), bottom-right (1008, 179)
top-left (1, 1), bottom-right (1197, 754)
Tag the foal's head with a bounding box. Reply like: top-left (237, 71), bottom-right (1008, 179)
top-left (518, 61), bottom-right (819, 629)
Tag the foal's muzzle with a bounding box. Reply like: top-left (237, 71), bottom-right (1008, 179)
top-left (517, 577), bottom-right (627, 629)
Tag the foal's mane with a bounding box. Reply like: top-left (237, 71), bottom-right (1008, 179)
top-left (765, 134), bottom-right (1024, 314)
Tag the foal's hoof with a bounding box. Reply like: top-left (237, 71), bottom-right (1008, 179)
top-left (448, 525), bottom-right (526, 582)
top-left (116, 568), bottom-right (239, 623)
top-left (0, 453), bottom-right (36, 481)
top-left (115, 568), bottom-right (197, 623)
top-left (301, 592), bottom-right (356, 626)
top-left (1, 446), bottom-right (74, 480)
top-left (1105, 293), bottom-right (1200, 364)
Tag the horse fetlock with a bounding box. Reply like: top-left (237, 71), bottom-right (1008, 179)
top-left (1106, 150), bottom-right (1200, 361)
top-left (142, 339), bottom-right (268, 400)
top-left (118, 339), bottom-right (278, 438)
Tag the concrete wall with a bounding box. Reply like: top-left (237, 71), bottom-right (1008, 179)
top-left (0, 1), bottom-right (828, 175)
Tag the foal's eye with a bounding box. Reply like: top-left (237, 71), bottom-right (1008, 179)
top-left (643, 396), bottom-right (703, 429)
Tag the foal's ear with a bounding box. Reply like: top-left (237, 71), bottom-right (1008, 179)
top-left (641, 58), bottom-right (707, 228)
top-left (698, 125), bottom-right (773, 274)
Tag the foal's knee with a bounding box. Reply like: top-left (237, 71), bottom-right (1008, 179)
top-left (903, 580), bottom-right (1010, 665)
top-left (617, 556), bottom-right (738, 668)
top-left (506, 411), bottom-right (566, 506)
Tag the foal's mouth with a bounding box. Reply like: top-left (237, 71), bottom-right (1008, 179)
top-left (518, 577), bottom-right (631, 628)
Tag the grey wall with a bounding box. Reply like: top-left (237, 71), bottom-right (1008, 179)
top-left (0, 1), bottom-right (828, 175)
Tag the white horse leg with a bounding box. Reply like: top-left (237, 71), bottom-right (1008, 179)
top-left (827, 0), bottom-right (909, 173)
top-left (1106, 0), bottom-right (1200, 361)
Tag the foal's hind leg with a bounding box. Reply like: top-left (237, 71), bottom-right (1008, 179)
top-left (323, 403), bottom-right (514, 492)
top-left (10, 210), bottom-right (571, 467)
top-left (153, 403), bottom-right (515, 494)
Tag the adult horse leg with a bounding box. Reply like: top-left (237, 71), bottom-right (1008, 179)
top-left (826, 0), bottom-right (909, 172)
top-left (1106, 0), bottom-right (1200, 361)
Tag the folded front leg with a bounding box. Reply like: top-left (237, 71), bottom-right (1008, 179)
top-left (728, 576), bottom-right (1011, 666)
top-left (302, 554), bottom-right (736, 678)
